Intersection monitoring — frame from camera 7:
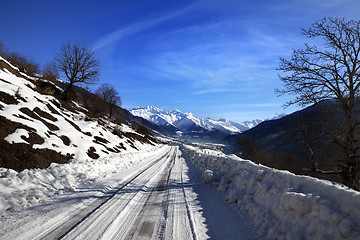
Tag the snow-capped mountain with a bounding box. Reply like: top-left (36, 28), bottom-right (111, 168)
top-left (130, 106), bottom-right (263, 135)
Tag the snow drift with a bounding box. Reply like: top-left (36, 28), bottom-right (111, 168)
top-left (181, 144), bottom-right (360, 239)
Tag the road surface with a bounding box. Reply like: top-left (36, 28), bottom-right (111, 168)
top-left (0, 146), bottom-right (259, 239)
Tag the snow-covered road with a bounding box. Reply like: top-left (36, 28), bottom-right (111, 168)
top-left (0, 145), bottom-right (258, 240)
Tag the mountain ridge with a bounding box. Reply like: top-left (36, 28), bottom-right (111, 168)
top-left (131, 106), bottom-right (263, 136)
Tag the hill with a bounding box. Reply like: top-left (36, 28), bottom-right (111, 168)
top-left (225, 100), bottom-right (346, 182)
top-left (0, 56), bottom-right (156, 172)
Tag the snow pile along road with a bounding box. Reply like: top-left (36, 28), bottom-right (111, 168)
top-left (181, 144), bottom-right (360, 240)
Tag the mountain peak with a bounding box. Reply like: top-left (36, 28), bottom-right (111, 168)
top-left (130, 106), bottom-right (263, 135)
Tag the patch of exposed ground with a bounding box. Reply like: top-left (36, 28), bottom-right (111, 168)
top-left (87, 146), bottom-right (100, 159)
top-left (0, 60), bottom-right (23, 78)
top-left (33, 107), bottom-right (57, 122)
top-left (19, 107), bottom-right (59, 131)
top-left (0, 116), bottom-right (71, 172)
top-left (0, 90), bottom-right (19, 105)
top-left (60, 135), bottom-right (71, 146)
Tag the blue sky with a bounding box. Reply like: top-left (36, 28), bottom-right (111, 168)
top-left (2, 0), bottom-right (360, 122)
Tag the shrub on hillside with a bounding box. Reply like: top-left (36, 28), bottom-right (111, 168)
top-left (253, 151), bottom-right (304, 174)
top-left (135, 124), bottom-right (152, 136)
top-left (42, 62), bottom-right (59, 83)
top-left (83, 92), bottom-right (107, 117)
top-left (5, 52), bottom-right (39, 77)
top-left (0, 43), bottom-right (7, 57)
top-left (95, 83), bottom-right (121, 118)
top-left (0, 43), bottom-right (40, 77)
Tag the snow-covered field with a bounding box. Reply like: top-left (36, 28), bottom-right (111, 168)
top-left (181, 144), bottom-right (360, 239)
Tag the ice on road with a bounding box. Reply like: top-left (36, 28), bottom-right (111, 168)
top-left (0, 146), bottom-right (258, 240)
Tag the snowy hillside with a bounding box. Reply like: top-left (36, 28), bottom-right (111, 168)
top-left (0, 55), bottom-right (157, 212)
top-left (0, 56), bottom-right (154, 167)
top-left (131, 106), bottom-right (263, 134)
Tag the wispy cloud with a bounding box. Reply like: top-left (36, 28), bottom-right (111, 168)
top-left (136, 19), bottom-right (295, 94)
top-left (92, 2), bottom-right (204, 50)
top-left (95, 0), bottom-right (305, 96)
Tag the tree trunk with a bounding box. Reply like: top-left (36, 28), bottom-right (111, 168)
top-left (64, 81), bottom-right (73, 98)
top-left (109, 103), bottom-right (113, 118)
top-left (341, 100), bottom-right (358, 190)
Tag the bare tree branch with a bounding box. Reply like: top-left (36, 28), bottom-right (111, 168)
top-left (277, 17), bottom-right (360, 190)
top-left (95, 83), bottom-right (121, 118)
top-left (55, 41), bottom-right (100, 98)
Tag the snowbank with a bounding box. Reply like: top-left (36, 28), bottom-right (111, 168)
top-left (0, 145), bottom-right (170, 216)
top-left (180, 144), bottom-right (360, 240)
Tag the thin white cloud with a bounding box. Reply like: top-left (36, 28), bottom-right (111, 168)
top-left (92, 2), bottom-right (205, 50)
top-left (123, 12), bottom-right (307, 94)
top-left (140, 31), bottom-right (283, 94)
top-left (95, 0), bottom-right (308, 95)
top-left (92, 25), bottom-right (142, 50)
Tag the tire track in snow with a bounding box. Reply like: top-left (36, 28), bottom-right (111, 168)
top-left (160, 149), bottom-right (199, 240)
top-left (35, 148), bottom-right (174, 240)
top-left (179, 158), bottom-right (197, 240)
top-left (121, 149), bottom-right (176, 239)
top-left (60, 147), bottom-right (176, 239)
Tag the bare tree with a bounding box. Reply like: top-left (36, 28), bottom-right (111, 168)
top-left (95, 83), bottom-right (121, 118)
top-left (55, 41), bottom-right (100, 98)
top-left (276, 17), bottom-right (360, 190)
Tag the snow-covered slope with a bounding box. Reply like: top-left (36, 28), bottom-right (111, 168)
top-left (0, 56), bottom-right (154, 164)
top-left (131, 106), bottom-right (263, 134)
top-left (0, 55), bottom-right (157, 213)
